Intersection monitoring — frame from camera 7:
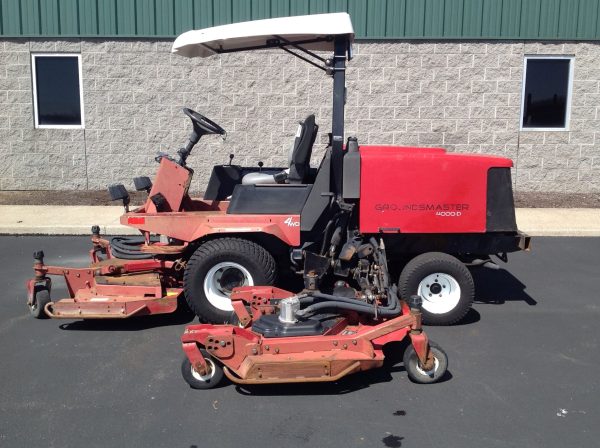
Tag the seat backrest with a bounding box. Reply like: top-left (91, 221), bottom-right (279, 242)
top-left (288, 114), bottom-right (318, 183)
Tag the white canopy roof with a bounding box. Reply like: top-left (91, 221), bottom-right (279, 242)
top-left (172, 13), bottom-right (354, 58)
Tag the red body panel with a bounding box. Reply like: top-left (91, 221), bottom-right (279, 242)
top-left (121, 157), bottom-right (302, 246)
top-left (358, 145), bottom-right (513, 234)
top-left (122, 211), bottom-right (301, 246)
top-left (145, 158), bottom-right (192, 213)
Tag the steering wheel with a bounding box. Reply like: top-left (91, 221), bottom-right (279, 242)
top-left (182, 108), bottom-right (226, 136)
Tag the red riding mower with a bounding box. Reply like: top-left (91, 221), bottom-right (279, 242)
top-left (27, 13), bottom-right (530, 336)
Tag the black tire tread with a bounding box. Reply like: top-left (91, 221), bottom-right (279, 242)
top-left (30, 288), bottom-right (50, 319)
top-left (183, 237), bottom-right (276, 322)
top-left (181, 351), bottom-right (225, 389)
top-left (403, 341), bottom-right (448, 384)
top-left (398, 252), bottom-right (474, 326)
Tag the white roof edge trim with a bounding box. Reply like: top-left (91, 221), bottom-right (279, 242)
top-left (172, 13), bottom-right (354, 58)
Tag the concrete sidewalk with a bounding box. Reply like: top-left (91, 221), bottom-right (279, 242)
top-left (0, 205), bottom-right (599, 237)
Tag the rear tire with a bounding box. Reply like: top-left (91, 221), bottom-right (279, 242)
top-left (183, 238), bottom-right (276, 323)
top-left (403, 341), bottom-right (448, 384)
top-left (398, 252), bottom-right (474, 325)
top-left (181, 351), bottom-right (224, 389)
top-left (29, 287), bottom-right (50, 319)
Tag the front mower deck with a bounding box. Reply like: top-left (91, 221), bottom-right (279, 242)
top-left (26, 233), bottom-right (183, 319)
top-left (45, 282), bottom-right (181, 319)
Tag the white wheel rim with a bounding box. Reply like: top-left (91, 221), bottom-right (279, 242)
top-left (190, 358), bottom-right (216, 382)
top-left (417, 273), bottom-right (461, 314)
top-left (203, 262), bottom-right (253, 311)
top-left (416, 356), bottom-right (440, 377)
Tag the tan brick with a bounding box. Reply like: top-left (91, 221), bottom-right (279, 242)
top-left (408, 93), bottom-right (433, 106)
top-left (370, 54), bottom-right (397, 67)
top-left (382, 94), bottom-right (408, 107)
top-left (358, 68), bottom-right (384, 81)
top-left (408, 43), bottom-right (436, 54)
top-left (419, 107), bottom-right (445, 119)
top-left (447, 54), bottom-right (474, 68)
top-left (406, 120), bottom-right (431, 132)
top-left (393, 132), bottom-right (420, 145)
top-left (394, 106), bottom-right (421, 119)
top-left (421, 54), bottom-right (448, 68)
top-left (444, 107), bottom-right (471, 119)
top-left (383, 67), bottom-right (409, 80)
top-left (369, 107), bottom-right (395, 120)
top-left (483, 93), bottom-right (509, 107)
top-left (419, 133), bottom-right (444, 145)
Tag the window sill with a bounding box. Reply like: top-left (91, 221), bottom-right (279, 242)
top-left (519, 127), bottom-right (570, 132)
top-left (34, 125), bottom-right (85, 130)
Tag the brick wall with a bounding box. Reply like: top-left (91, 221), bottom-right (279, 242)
top-left (1, 38), bottom-right (599, 192)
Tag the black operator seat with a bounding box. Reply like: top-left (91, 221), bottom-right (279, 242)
top-left (241, 114), bottom-right (318, 185)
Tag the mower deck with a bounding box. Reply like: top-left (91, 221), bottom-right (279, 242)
top-left (180, 287), bottom-right (443, 387)
top-left (26, 233), bottom-right (183, 319)
top-left (44, 285), bottom-right (181, 319)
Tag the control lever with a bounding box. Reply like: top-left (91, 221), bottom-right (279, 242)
top-left (108, 184), bottom-right (130, 213)
top-left (133, 176), bottom-right (152, 194)
top-left (228, 154), bottom-right (234, 166)
top-left (258, 161), bottom-right (264, 173)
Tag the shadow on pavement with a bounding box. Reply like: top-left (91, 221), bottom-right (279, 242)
top-left (472, 267), bottom-right (537, 306)
top-left (453, 308), bottom-right (481, 326)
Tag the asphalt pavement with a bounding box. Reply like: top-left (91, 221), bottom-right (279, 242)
top-left (0, 236), bottom-right (598, 448)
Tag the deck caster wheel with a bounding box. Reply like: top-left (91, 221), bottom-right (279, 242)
top-left (181, 350), bottom-right (224, 389)
top-left (399, 252), bottom-right (474, 325)
top-left (403, 341), bottom-right (448, 384)
top-left (183, 238), bottom-right (276, 323)
top-left (29, 287), bottom-right (50, 319)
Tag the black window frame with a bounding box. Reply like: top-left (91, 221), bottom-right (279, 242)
top-left (31, 53), bottom-right (85, 129)
top-left (520, 56), bottom-right (574, 131)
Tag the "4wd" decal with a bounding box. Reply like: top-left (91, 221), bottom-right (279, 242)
top-left (284, 217), bottom-right (300, 227)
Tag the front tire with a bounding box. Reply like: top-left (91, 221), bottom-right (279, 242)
top-left (183, 238), bottom-right (276, 323)
top-left (403, 341), bottom-right (448, 384)
top-left (29, 287), bottom-right (50, 319)
top-left (181, 351), bottom-right (224, 389)
top-left (398, 252), bottom-right (474, 325)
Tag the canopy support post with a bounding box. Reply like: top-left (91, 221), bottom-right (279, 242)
top-left (330, 36), bottom-right (347, 198)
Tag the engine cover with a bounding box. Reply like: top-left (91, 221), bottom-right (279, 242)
top-left (358, 145), bottom-right (514, 234)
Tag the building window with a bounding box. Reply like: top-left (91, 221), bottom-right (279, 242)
top-left (31, 54), bottom-right (84, 129)
top-left (520, 56), bottom-right (573, 131)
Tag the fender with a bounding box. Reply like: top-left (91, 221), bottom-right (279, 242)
top-left (121, 212), bottom-right (301, 246)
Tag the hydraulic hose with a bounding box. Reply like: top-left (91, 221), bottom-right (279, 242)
top-left (110, 236), bottom-right (159, 260)
top-left (296, 298), bottom-right (400, 318)
top-left (296, 287), bottom-right (401, 318)
top-left (320, 212), bottom-right (343, 255)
